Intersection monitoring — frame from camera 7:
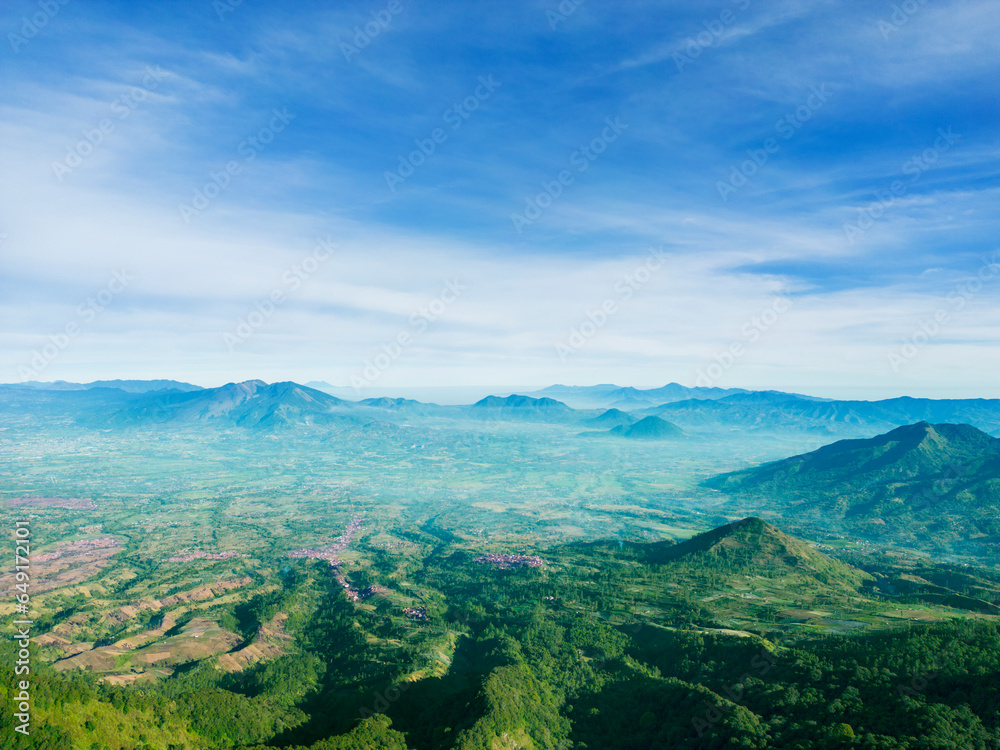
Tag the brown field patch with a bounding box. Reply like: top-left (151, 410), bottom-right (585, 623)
top-left (132, 618), bottom-right (242, 666)
top-left (36, 633), bottom-right (73, 649)
top-left (148, 576), bottom-right (252, 610)
top-left (104, 576), bottom-right (252, 628)
top-left (55, 617), bottom-right (243, 674)
top-left (54, 647), bottom-right (121, 673)
top-left (101, 667), bottom-right (174, 686)
top-left (0, 537), bottom-right (123, 594)
top-left (216, 613), bottom-right (292, 673)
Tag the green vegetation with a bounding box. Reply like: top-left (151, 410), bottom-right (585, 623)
top-left (2, 392), bottom-right (1000, 748)
top-left (4, 542), bottom-right (1000, 748)
top-left (705, 422), bottom-right (1000, 560)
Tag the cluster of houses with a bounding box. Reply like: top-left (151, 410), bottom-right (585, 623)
top-left (11, 496), bottom-right (97, 510)
top-left (166, 550), bottom-right (238, 562)
top-left (474, 553), bottom-right (545, 569)
top-left (371, 539), bottom-right (415, 551)
top-left (287, 515), bottom-right (365, 566)
top-left (333, 569), bottom-right (388, 602)
top-left (287, 518), bottom-right (436, 623)
top-left (359, 584), bottom-right (390, 599)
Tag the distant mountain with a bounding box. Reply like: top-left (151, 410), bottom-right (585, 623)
top-left (649, 392), bottom-right (1000, 436)
top-left (608, 415), bottom-right (684, 440)
top-left (525, 383), bottom-right (749, 409)
top-left (527, 384), bottom-right (623, 405)
top-left (649, 517), bottom-right (868, 589)
top-left (0, 384), bottom-right (139, 425)
top-left (359, 396), bottom-right (421, 409)
top-left (0, 380), bottom-right (370, 431)
top-left (582, 408), bottom-right (637, 428)
top-left (105, 380), bottom-right (364, 429)
top-left (307, 382), bottom-right (529, 406)
top-left (206, 383), bottom-right (1000, 437)
top-left (356, 397), bottom-right (458, 418)
top-left (89, 379), bottom-right (203, 393)
top-left (303, 381), bottom-right (365, 400)
top-left (466, 394), bottom-right (576, 422)
top-left (705, 422), bottom-right (1000, 559)
top-left (705, 422), bottom-right (999, 495)
top-left (9, 379), bottom-right (202, 393)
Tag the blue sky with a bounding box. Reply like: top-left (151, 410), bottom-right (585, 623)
top-left (1, 0), bottom-right (998, 397)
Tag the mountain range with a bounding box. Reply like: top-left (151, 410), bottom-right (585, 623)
top-left (0, 380), bottom-right (360, 430)
top-left (9, 378), bottom-right (203, 393)
top-left (3, 378), bottom-right (1000, 439)
top-left (646, 391), bottom-right (1000, 436)
top-left (521, 383), bottom-right (752, 409)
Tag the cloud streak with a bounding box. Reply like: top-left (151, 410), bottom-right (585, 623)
top-left (0, 0), bottom-right (997, 397)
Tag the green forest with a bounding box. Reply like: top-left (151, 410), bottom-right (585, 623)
top-left (4, 523), bottom-right (1000, 750)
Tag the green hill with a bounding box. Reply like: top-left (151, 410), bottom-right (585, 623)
top-left (466, 394), bottom-right (575, 422)
top-left (649, 517), bottom-right (868, 589)
top-left (582, 408), bottom-right (637, 428)
top-left (609, 415), bottom-right (684, 439)
top-left (706, 422), bottom-right (999, 491)
top-left (704, 422), bottom-right (1000, 558)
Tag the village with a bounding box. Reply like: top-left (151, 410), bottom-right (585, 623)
top-left (167, 550), bottom-right (239, 563)
top-left (287, 517), bottom-right (418, 612)
top-left (474, 553), bottom-right (545, 569)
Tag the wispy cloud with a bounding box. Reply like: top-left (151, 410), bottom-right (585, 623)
top-left (0, 0), bottom-right (997, 396)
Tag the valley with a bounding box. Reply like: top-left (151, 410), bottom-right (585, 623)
top-left (1, 379), bottom-right (999, 749)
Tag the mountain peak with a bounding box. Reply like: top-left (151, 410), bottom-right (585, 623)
top-left (468, 394), bottom-right (574, 421)
top-left (584, 408), bottom-right (637, 428)
top-left (731, 516), bottom-right (769, 532)
top-left (649, 517), bottom-right (866, 588)
top-left (609, 415), bottom-right (684, 439)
